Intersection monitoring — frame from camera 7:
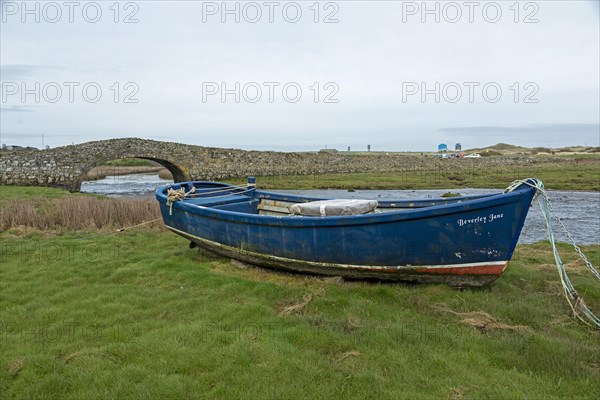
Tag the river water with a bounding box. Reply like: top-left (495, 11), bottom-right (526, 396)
top-left (80, 174), bottom-right (600, 244)
top-left (81, 173), bottom-right (174, 198)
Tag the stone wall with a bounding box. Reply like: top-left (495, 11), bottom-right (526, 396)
top-left (0, 138), bottom-right (537, 191)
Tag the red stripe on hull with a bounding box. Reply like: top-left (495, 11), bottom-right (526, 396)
top-left (416, 262), bottom-right (508, 275)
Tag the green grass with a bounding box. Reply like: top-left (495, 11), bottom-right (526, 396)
top-left (0, 186), bottom-right (87, 201)
top-left (1, 229), bottom-right (599, 399)
top-left (224, 159), bottom-right (600, 191)
top-left (1, 179), bottom-right (599, 398)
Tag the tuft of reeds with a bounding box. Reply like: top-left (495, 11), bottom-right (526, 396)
top-left (0, 196), bottom-right (163, 232)
top-left (158, 169), bottom-right (173, 180)
top-left (431, 303), bottom-right (530, 332)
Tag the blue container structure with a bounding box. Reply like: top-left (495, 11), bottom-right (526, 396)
top-left (436, 143), bottom-right (449, 159)
top-left (156, 179), bottom-right (538, 287)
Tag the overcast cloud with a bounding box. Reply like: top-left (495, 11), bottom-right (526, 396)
top-left (1, 0), bottom-right (598, 151)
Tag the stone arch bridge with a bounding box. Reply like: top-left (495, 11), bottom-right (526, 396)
top-left (1, 138), bottom-right (456, 191)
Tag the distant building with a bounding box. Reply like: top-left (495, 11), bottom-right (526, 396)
top-left (436, 143), bottom-right (464, 159)
top-left (435, 143), bottom-right (449, 158)
top-left (319, 148), bottom-right (339, 154)
top-left (3, 145), bottom-right (38, 151)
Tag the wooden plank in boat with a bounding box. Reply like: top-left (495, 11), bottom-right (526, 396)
top-left (258, 204), bottom-right (291, 214)
top-left (258, 210), bottom-right (293, 216)
top-left (261, 199), bottom-right (296, 208)
top-left (258, 199), bottom-right (292, 215)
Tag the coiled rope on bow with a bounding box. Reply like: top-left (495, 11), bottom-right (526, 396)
top-left (506, 178), bottom-right (600, 328)
top-left (166, 186), bottom-right (196, 215)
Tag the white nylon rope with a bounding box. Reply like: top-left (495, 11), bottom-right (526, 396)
top-left (506, 179), bottom-right (599, 328)
top-left (165, 183), bottom-right (255, 215)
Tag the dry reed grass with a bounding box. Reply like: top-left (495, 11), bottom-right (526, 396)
top-left (447, 387), bottom-right (466, 400)
top-left (278, 294), bottom-right (313, 315)
top-left (0, 196), bottom-right (163, 232)
top-left (7, 358), bottom-right (25, 377)
top-left (158, 169), bottom-right (173, 180)
top-left (334, 350), bottom-right (361, 363)
top-left (432, 303), bottom-right (530, 332)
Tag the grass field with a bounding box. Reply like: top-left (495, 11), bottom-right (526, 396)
top-left (224, 158), bottom-right (600, 191)
top-left (1, 230), bottom-right (598, 399)
top-left (0, 186), bottom-right (88, 201)
top-left (1, 186), bottom-right (599, 399)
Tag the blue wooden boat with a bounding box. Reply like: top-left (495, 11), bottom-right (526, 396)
top-left (155, 178), bottom-right (538, 287)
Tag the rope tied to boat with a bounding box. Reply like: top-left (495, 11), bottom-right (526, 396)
top-left (506, 178), bottom-right (600, 328)
top-left (166, 186), bottom-right (196, 215)
top-left (183, 184), bottom-right (253, 198)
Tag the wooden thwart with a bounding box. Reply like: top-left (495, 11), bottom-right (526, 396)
top-left (258, 199), bottom-right (293, 216)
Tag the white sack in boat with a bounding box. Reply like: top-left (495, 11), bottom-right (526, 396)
top-left (289, 199), bottom-right (378, 216)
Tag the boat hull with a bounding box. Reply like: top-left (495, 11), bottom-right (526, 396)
top-left (167, 225), bottom-right (508, 286)
top-left (156, 180), bottom-right (536, 287)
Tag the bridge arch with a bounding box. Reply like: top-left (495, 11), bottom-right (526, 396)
top-left (0, 137), bottom-right (425, 192)
top-left (74, 155), bottom-right (192, 192)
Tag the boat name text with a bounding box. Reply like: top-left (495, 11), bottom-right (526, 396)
top-left (457, 213), bottom-right (504, 227)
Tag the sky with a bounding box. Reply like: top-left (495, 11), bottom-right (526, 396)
top-left (1, 0), bottom-right (599, 151)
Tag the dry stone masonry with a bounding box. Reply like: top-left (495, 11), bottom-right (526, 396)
top-left (0, 138), bottom-right (536, 191)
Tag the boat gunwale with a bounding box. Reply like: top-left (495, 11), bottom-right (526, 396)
top-left (253, 189), bottom-right (497, 208)
top-left (156, 181), bottom-right (532, 228)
